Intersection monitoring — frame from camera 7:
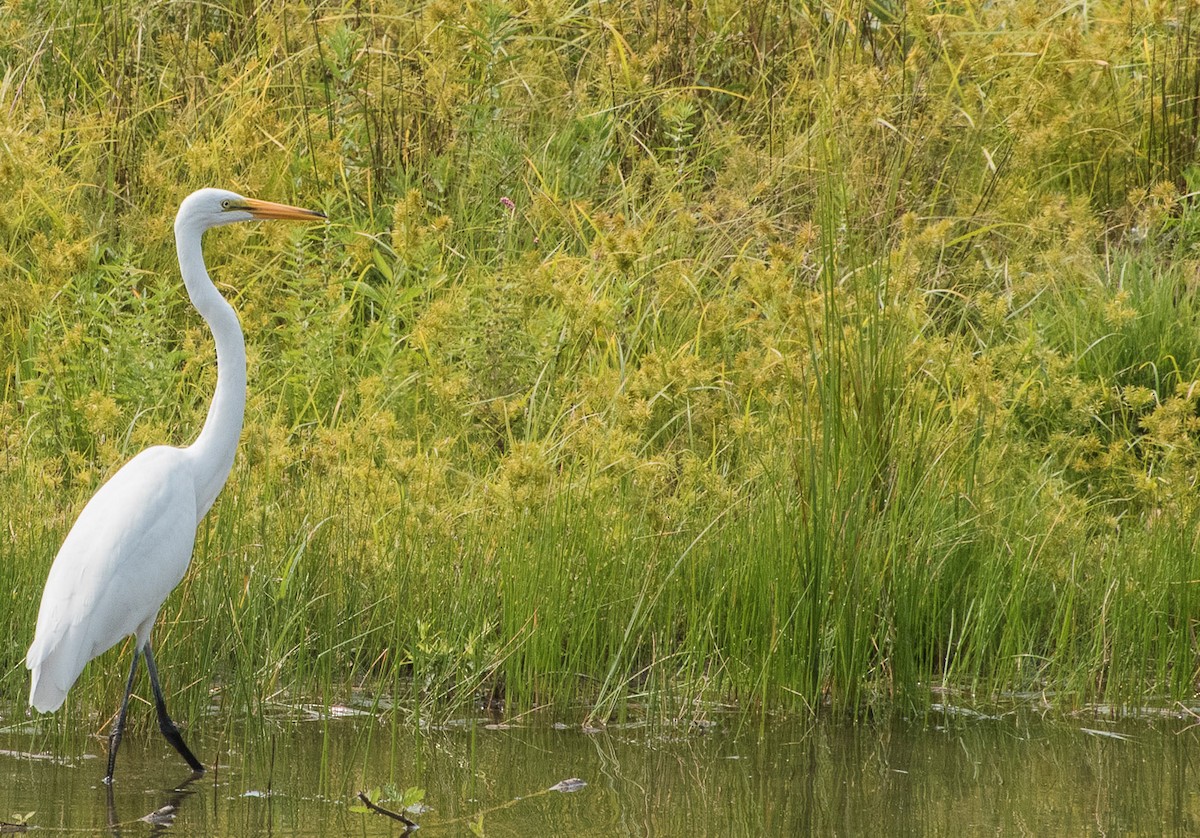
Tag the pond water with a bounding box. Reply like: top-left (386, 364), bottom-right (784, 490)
top-left (1, 702), bottom-right (1199, 836)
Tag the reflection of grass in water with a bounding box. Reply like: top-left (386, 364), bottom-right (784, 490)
top-left (2, 0), bottom-right (1200, 735)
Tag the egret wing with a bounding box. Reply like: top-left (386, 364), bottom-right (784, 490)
top-left (26, 446), bottom-right (199, 711)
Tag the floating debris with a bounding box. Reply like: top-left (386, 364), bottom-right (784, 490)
top-left (0, 749), bottom-right (73, 766)
top-left (548, 778), bottom-right (587, 793)
top-left (140, 805), bottom-right (177, 826)
top-left (355, 792), bottom-right (417, 830)
top-left (930, 703), bottom-right (1003, 721)
top-left (1080, 728), bottom-right (1132, 741)
top-left (0, 814), bottom-right (32, 835)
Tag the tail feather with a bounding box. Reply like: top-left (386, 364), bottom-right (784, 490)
top-left (29, 668), bottom-right (68, 713)
top-left (27, 630), bottom-right (85, 713)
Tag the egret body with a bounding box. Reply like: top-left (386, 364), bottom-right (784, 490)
top-left (25, 188), bottom-right (325, 782)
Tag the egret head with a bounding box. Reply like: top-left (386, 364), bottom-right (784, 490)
top-left (176, 188), bottom-right (326, 233)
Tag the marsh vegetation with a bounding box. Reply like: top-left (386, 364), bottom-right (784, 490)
top-left (3, 1), bottom-right (1200, 737)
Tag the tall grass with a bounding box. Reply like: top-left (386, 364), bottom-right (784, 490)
top-left (3, 0), bottom-right (1200, 733)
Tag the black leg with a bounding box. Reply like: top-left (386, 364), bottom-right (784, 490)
top-left (143, 643), bottom-right (205, 775)
top-left (106, 649), bottom-right (142, 784)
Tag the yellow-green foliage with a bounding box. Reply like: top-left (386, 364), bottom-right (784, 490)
top-left (3, 0), bottom-right (1200, 722)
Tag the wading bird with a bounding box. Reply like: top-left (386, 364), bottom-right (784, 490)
top-left (25, 188), bottom-right (326, 782)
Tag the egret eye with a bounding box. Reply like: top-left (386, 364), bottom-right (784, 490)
top-left (221, 200), bottom-right (231, 210)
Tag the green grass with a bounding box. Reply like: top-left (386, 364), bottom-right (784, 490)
top-left (3, 0), bottom-right (1200, 734)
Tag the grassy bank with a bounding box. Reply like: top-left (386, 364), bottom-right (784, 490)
top-left (3, 0), bottom-right (1200, 728)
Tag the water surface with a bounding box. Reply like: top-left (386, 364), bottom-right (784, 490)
top-left (2, 703), bottom-right (1199, 835)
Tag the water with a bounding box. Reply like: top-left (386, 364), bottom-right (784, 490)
top-left (1, 703), bottom-right (1199, 836)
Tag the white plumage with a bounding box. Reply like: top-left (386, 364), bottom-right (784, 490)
top-left (25, 188), bottom-right (325, 781)
top-left (27, 446), bottom-right (197, 712)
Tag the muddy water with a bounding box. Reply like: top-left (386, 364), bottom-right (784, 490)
top-left (1, 705), bottom-right (1199, 835)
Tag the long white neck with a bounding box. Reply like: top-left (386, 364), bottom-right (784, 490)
top-left (176, 220), bottom-right (246, 518)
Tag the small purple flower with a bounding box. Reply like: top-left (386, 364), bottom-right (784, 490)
top-left (500, 196), bottom-right (516, 212)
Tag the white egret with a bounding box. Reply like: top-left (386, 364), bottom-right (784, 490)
top-left (25, 188), bottom-right (326, 782)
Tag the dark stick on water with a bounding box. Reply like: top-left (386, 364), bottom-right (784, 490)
top-left (357, 792), bottom-right (418, 830)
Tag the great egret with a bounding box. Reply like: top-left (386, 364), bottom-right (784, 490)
top-left (25, 188), bottom-right (326, 782)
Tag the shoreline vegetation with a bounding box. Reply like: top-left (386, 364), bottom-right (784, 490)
top-left (4, 1), bottom-right (1200, 731)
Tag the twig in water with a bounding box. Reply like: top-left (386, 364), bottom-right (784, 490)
top-left (357, 792), bottom-right (418, 829)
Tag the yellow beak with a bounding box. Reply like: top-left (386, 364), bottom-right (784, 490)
top-left (242, 198), bottom-right (327, 221)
